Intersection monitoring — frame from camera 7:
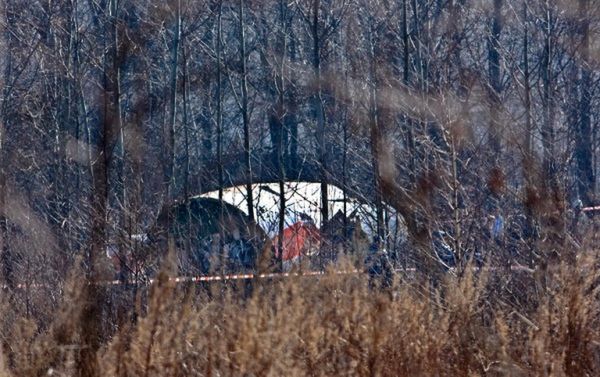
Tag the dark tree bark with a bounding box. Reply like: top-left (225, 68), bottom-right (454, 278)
top-left (521, 1), bottom-right (537, 263)
top-left (0, 4), bottom-right (14, 289)
top-left (575, 0), bottom-right (595, 205)
top-left (367, 22), bottom-right (385, 241)
top-left (402, 0), bottom-right (416, 183)
top-left (79, 0), bottom-right (122, 370)
top-left (216, 1), bottom-right (225, 254)
top-left (276, 0), bottom-right (288, 271)
top-left (311, 0), bottom-right (329, 225)
top-left (164, 0), bottom-right (181, 234)
top-left (287, 32), bottom-right (299, 170)
top-left (239, 0), bottom-right (255, 223)
top-left (108, 0), bottom-right (126, 283)
top-left (488, 0), bottom-right (503, 155)
top-left (540, 1), bottom-right (556, 186)
top-left (182, 36), bottom-right (193, 259)
top-left (523, 1), bottom-right (532, 163)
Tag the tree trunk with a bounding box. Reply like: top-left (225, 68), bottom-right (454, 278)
top-left (540, 1), bottom-right (556, 186)
top-left (488, 0), bottom-right (503, 155)
top-left (367, 23), bottom-right (385, 241)
top-left (521, 1), bottom-right (537, 264)
top-left (239, 0), bottom-right (255, 222)
top-left (158, 0), bottom-right (181, 263)
top-left (402, 0), bottom-right (416, 183)
top-left (312, 0), bottom-right (328, 225)
top-left (216, 1), bottom-right (225, 257)
top-left (287, 32), bottom-right (299, 170)
top-left (79, 1), bottom-right (121, 370)
top-left (276, 0), bottom-right (288, 271)
top-left (523, 3), bottom-right (532, 163)
top-left (0, 11), bottom-right (13, 289)
top-left (182, 37), bottom-right (193, 260)
top-left (576, 0), bottom-right (594, 205)
top-left (108, 0), bottom-right (127, 282)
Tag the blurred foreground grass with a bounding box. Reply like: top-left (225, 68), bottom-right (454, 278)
top-left (0, 254), bottom-right (599, 377)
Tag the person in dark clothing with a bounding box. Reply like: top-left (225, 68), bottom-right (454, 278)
top-left (365, 236), bottom-right (393, 289)
top-left (570, 199), bottom-right (590, 244)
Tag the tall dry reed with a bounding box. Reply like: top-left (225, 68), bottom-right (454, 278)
top-left (0, 254), bottom-right (598, 376)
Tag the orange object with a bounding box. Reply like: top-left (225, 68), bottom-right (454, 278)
top-left (273, 222), bottom-right (321, 261)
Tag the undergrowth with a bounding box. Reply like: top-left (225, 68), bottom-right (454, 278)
top-left (0, 254), bottom-right (599, 376)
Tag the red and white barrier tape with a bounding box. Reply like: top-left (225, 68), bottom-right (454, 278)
top-left (3, 270), bottom-right (354, 289)
top-left (101, 269), bottom-right (360, 286)
top-left (2, 265), bottom-right (536, 290)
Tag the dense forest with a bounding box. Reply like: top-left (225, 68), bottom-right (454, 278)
top-left (0, 0), bottom-right (599, 375)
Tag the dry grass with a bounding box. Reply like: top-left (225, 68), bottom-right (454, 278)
top-left (0, 254), bottom-right (599, 376)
